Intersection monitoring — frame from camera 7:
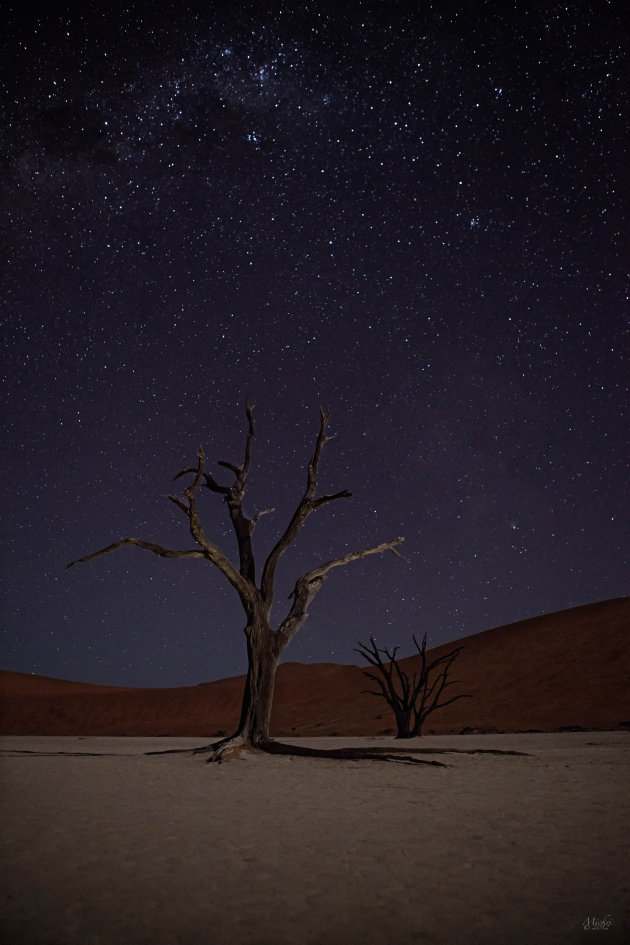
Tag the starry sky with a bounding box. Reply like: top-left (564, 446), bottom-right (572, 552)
top-left (1, 1), bottom-right (628, 688)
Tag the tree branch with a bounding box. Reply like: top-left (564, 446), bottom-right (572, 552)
top-left (180, 447), bottom-right (254, 603)
top-left (356, 638), bottom-right (411, 712)
top-left (294, 537), bottom-right (405, 588)
top-left (357, 642), bottom-right (399, 707)
top-left (173, 404), bottom-right (260, 585)
top-left (312, 489), bottom-right (352, 509)
top-left (217, 460), bottom-right (241, 476)
top-left (252, 507), bottom-right (275, 525)
top-left (172, 465), bottom-right (198, 481)
top-left (360, 672), bottom-right (390, 701)
top-left (69, 427), bottom-right (258, 613)
top-left (201, 471), bottom-right (230, 495)
top-left (165, 494), bottom-right (189, 516)
top-left (66, 538), bottom-right (208, 569)
top-left (200, 399), bottom-right (260, 583)
top-left (260, 409), bottom-right (351, 608)
top-left (242, 397), bottom-right (255, 479)
top-left (425, 691), bottom-right (472, 714)
top-left (277, 537), bottom-right (405, 646)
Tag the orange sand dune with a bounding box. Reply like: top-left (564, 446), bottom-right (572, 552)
top-left (2, 597), bottom-right (629, 736)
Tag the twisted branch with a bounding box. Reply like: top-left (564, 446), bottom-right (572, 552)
top-left (66, 539), bottom-right (207, 569)
top-left (260, 409), bottom-right (353, 607)
top-left (68, 445), bottom-right (253, 609)
top-left (277, 537), bottom-right (405, 646)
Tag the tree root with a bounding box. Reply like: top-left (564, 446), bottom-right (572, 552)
top-left (146, 737), bottom-right (530, 764)
top-left (144, 734), bottom-right (245, 760)
top-left (148, 738), bottom-right (442, 764)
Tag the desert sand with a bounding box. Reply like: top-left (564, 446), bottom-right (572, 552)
top-left (1, 732), bottom-right (628, 945)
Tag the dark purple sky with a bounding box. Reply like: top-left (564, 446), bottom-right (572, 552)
top-left (1, 1), bottom-right (628, 687)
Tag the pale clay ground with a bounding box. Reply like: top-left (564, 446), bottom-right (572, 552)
top-left (0, 733), bottom-right (628, 945)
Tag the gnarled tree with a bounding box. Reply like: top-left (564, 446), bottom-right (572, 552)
top-left (356, 634), bottom-right (471, 737)
top-left (67, 402), bottom-right (412, 762)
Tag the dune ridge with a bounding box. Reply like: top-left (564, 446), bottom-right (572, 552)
top-left (2, 597), bottom-right (629, 736)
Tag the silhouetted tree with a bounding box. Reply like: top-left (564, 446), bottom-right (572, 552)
top-left (356, 634), bottom-right (471, 737)
top-left (67, 402), bottom-right (415, 763)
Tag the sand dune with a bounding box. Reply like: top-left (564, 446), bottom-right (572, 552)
top-left (2, 597), bottom-right (629, 736)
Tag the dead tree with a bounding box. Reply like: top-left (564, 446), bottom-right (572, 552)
top-left (67, 402), bottom-right (412, 762)
top-left (356, 634), bottom-right (471, 737)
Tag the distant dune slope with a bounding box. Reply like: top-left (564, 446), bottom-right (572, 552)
top-left (2, 598), bottom-right (629, 736)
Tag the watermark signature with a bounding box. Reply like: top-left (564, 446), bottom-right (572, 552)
top-left (583, 915), bottom-right (613, 932)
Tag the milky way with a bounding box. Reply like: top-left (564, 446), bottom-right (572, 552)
top-left (1, 2), bottom-right (628, 686)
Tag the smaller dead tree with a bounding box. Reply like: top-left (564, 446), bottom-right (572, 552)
top-left (356, 634), bottom-right (471, 737)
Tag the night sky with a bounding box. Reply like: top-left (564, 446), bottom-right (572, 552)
top-left (1, 1), bottom-right (628, 688)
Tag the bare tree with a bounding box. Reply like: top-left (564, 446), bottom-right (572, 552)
top-left (67, 402), bottom-right (414, 762)
top-left (356, 634), bottom-right (471, 737)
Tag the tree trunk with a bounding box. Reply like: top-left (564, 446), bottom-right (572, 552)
top-left (396, 711), bottom-right (413, 738)
top-left (235, 619), bottom-right (279, 746)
